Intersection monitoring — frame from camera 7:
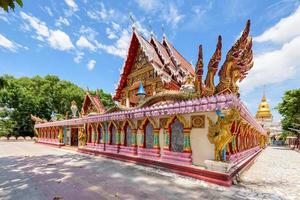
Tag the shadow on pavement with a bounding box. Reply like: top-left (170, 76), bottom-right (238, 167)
top-left (0, 150), bottom-right (286, 200)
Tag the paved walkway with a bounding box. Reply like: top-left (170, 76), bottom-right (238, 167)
top-left (0, 142), bottom-right (299, 200)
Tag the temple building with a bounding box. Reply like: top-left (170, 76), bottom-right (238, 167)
top-left (255, 92), bottom-right (273, 129)
top-left (32, 20), bottom-right (268, 186)
top-left (255, 92), bottom-right (282, 142)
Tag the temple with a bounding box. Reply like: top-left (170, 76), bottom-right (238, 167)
top-left (32, 20), bottom-right (267, 186)
top-left (255, 91), bottom-right (282, 143)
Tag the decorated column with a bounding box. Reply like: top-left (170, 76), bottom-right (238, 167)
top-left (183, 128), bottom-right (192, 153)
top-left (131, 129), bottom-right (137, 147)
top-left (116, 128), bottom-right (121, 145)
top-left (58, 127), bottom-right (63, 143)
top-left (164, 128), bottom-right (170, 150)
top-left (138, 128), bottom-right (144, 147)
top-left (120, 129), bottom-right (125, 146)
top-left (153, 128), bottom-right (160, 149)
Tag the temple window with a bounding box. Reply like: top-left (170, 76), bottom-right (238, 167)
top-left (145, 121), bottom-right (154, 149)
top-left (124, 123), bottom-right (132, 147)
top-left (170, 118), bottom-right (184, 152)
top-left (110, 124), bottom-right (117, 145)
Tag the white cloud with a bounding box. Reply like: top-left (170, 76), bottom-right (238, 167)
top-left (240, 36), bottom-right (300, 93)
top-left (74, 51), bottom-right (84, 63)
top-left (254, 6), bottom-right (300, 44)
top-left (79, 25), bottom-right (98, 40)
top-left (64, 0), bottom-right (78, 12)
top-left (240, 5), bottom-right (300, 93)
top-left (106, 28), bottom-right (118, 39)
top-left (76, 36), bottom-right (96, 52)
top-left (86, 2), bottom-right (125, 23)
top-left (135, 0), bottom-right (160, 12)
top-left (87, 59), bottom-right (96, 71)
top-left (20, 12), bottom-right (49, 38)
top-left (0, 15), bottom-right (8, 22)
top-left (111, 22), bottom-right (121, 31)
top-left (44, 6), bottom-right (53, 16)
top-left (163, 4), bottom-right (184, 28)
top-left (0, 34), bottom-right (19, 52)
top-left (20, 12), bottom-right (74, 51)
top-left (95, 28), bottom-right (131, 58)
top-left (55, 16), bottom-right (70, 27)
top-left (48, 30), bottom-right (74, 51)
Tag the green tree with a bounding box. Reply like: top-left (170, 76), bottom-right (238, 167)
top-left (277, 88), bottom-right (300, 134)
top-left (0, 107), bottom-right (15, 137)
top-left (0, 75), bottom-right (115, 137)
top-left (0, 0), bottom-right (23, 12)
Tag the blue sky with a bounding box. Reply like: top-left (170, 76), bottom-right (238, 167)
top-left (0, 0), bottom-right (300, 121)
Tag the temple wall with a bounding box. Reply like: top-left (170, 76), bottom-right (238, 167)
top-left (189, 112), bottom-right (216, 166)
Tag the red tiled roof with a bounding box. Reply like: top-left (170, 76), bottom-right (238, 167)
top-left (82, 93), bottom-right (106, 115)
top-left (113, 29), bottom-right (195, 101)
top-left (162, 37), bottom-right (195, 75)
top-left (150, 36), bottom-right (175, 68)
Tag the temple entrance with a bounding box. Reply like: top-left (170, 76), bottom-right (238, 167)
top-left (145, 122), bottom-right (154, 149)
top-left (125, 123), bottom-right (132, 147)
top-left (71, 128), bottom-right (78, 146)
top-left (170, 119), bottom-right (184, 152)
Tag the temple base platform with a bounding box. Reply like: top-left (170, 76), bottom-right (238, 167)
top-left (77, 145), bottom-right (263, 187)
top-left (119, 146), bottom-right (137, 155)
top-left (204, 147), bottom-right (262, 174)
top-left (105, 144), bottom-right (119, 153)
top-left (36, 139), bottom-right (64, 147)
top-left (137, 148), bottom-right (160, 160)
top-left (161, 150), bottom-right (192, 166)
top-left (95, 143), bottom-right (105, 151)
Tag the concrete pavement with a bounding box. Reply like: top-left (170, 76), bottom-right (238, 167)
top-left (0, 142), bottom-right (298, 200)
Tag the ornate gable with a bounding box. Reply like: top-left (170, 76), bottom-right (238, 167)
top-left (81, 93), bottom-right (106, 116)
top-left (113, 28), bottom-right (196, 107)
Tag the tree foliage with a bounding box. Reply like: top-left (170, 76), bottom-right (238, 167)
top-left (0, 75), bottom-right (115, 137)
top-left (0, 0), bottom-right (23, 12)
top-left (277, 88), bottom-right (300, 133)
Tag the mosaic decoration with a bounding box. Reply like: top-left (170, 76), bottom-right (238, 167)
top-left (111, 125), bottom-right (117, 144)
top-left (191, 115), bottom-right (205, 128)
top-left (126, 125), bottom-right (132, 147)
top-left (170, 119), bottom-right (184, 152)
top-left (159, 118), bottom-right (168, 129)
top-left (145, 122), bottom-right (154, 149)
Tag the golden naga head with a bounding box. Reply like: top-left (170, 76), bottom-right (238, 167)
top-left (214, 20), bottom-right (254, 95)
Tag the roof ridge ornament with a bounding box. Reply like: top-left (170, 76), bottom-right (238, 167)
top-left (129, 13), bottom-right (136, 31)
top-left (215, 20), bottom-right (253, 96)
top-left (161, 24), bottom-right (166, 39)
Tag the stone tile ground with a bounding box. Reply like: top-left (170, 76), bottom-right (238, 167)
top-left (0, 142), bottom-right (299, 200)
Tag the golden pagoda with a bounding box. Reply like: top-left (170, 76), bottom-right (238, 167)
top-left (255, 92), bottom-right (273, 119)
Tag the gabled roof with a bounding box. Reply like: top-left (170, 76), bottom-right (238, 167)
top-left (113, 28), bottom-right (195, 101)
top-left (150, 36), bottom-right (174, 68)
top-left (81, 93), bottom-right (106, 115)
top-left (162, 36), bottom-right (195, 75)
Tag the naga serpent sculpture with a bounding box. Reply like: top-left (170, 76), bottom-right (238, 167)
top-left (207, 109), bottom-right (240, 161)
top-left (194, 20), bottom-right (253, 97)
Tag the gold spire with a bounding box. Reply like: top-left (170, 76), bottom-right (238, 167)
top-left (255, 89), bottom-right (272, 119)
